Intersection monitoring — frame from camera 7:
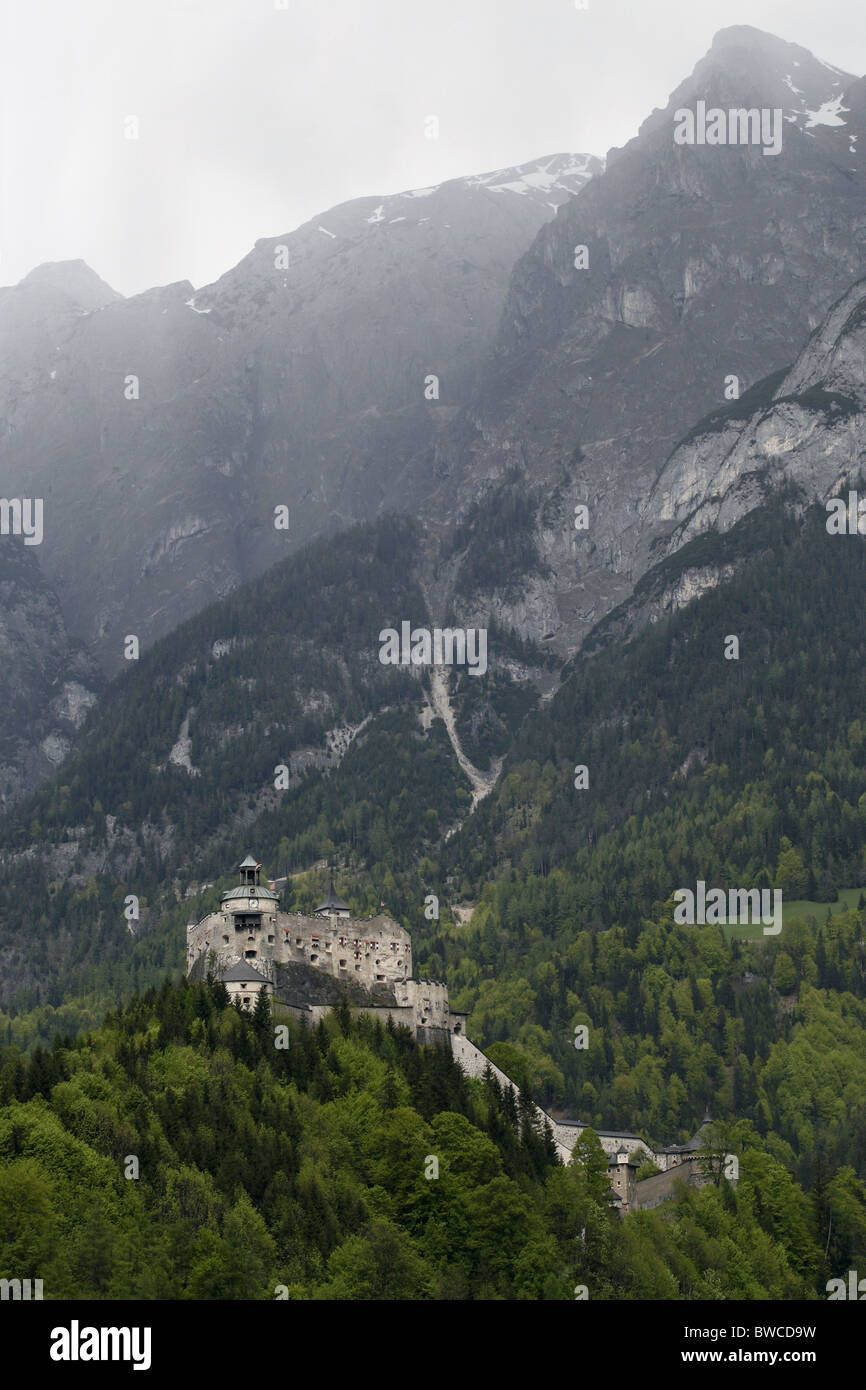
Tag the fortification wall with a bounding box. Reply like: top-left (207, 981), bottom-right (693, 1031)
top-left (632, 1159), bottom-right (709, 1211)
top-left (549, 1124), bottom-right (655, 1161)
top-left (449, 1035), bottom-right (572, 1164)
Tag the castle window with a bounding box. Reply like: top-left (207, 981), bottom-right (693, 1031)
top-left (375, 974), bottom-right (384, 982)
top-left (223, 936), bottom-right (229, 944)
top-left (310, 954), bottom-right (318, 962)
top-left (245, 950), bottom-right (257, 959)
top-left (339, 960), bottom-right (346, 968)
top-left (355, 964), bottom-right (361, 972)
top-left (296, 939), bottom-right (302, 946)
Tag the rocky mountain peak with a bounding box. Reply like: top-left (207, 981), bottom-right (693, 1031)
top-left (17, 259), bottom-right (122, 311)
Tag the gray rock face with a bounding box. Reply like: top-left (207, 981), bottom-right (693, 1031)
top-left (644, 275), bottom-right (866, 550)
top-left (0, 541), bottom-right (100, 809)
top-left (425, 26), bottom-right (866, 652)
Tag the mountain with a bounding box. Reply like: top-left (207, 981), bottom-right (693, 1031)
top-left (0, 154), bottom-right (600, 680)
top-left (0, 514), bottom-right (552, 1026)
top-left (423, 26), bottom-right (866, 652)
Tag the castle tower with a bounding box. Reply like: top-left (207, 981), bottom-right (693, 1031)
top-left (219, 853), bottom-right (280, 962)
top-left (220, 958), bottom-right (273, 1009)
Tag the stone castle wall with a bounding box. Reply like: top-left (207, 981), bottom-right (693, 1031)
top-left (550, 1123), bottom-right (656, 1163)
top-left (187, 908), bottom-right (413, 995)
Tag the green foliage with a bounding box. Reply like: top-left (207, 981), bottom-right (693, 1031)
top-left (0, 977), bottom-right (836, 1299)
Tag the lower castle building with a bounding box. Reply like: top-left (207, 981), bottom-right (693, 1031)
top-left (186, 855), bottom-right (727, 1211)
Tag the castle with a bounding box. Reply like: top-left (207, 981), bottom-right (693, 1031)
top-left (186, 855), bottom-right (466, 1042)
top-left (186, 855), bottom-right (723, 1214)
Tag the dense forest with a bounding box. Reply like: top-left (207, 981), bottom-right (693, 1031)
top-left (2, 976), bottom-right (864, 1300)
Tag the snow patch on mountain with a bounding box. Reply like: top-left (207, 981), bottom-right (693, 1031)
top-left (805, 95), bottom-right (849, 127)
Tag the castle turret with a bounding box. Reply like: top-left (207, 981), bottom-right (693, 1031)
top-left (315, 880), bottom-right (351, 919)
top-left (238, 854), bottom-right (262, 887)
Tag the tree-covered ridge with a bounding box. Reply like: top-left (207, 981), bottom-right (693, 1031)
top-left (2, 976), bottom-right (862, 1301)
top-left (2, 516), bottom-right (425, 856)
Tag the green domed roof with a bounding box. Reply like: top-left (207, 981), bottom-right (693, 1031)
top-left (221, 885), bottom-right (279, 905)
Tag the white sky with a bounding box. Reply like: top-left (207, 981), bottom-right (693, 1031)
top-left (0, 0), bottom-right (863, 296)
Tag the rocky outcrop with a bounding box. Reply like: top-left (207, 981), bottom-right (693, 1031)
top-left (644, 275), bottom-right (866, 550)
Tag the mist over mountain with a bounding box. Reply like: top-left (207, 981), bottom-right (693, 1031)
top-left (0, 153), bottom-right (599, 672)
top-left (0, 153), bottom-right (598, 801)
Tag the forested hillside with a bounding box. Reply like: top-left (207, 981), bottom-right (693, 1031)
top-left (3, 976), bottom-right (862, 1300)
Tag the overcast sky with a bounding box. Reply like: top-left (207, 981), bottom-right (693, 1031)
top-left (0, 0), bottom-right (863, 296)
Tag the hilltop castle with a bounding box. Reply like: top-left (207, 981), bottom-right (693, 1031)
top-left (186, 855), bottom-right (466, 1041)
top-left (186, 855), bottom-right (724, 1214)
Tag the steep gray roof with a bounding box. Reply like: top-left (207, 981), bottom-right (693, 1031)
top-left (239, 854), bottom-right (260, 869)
top-left (221, 960), bottom-right (271, 984)
top-left (315, 884), bottom-right (351, 913)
